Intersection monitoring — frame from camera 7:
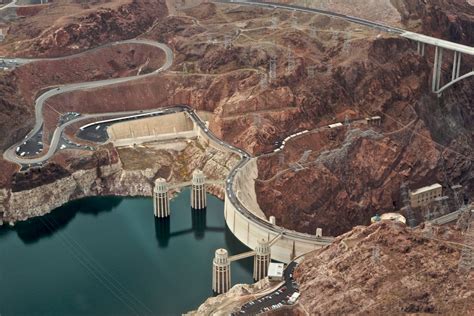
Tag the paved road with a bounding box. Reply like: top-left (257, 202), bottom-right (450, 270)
top-left (0, 0), bottom-right (17, 11)
top-left (2, 0), bottom-right (375, 246)
top-left (3, 39), bottom-right (173, 165)
top-left (220, 0), bottom-right (474, 55)
top-left (219, 0), bottom-right (405, 34)
top-left (236, 261), bottom-right (299, 314)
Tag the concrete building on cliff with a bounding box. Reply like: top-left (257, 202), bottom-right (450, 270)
top-left (409, 183), bottom-right (442, 208)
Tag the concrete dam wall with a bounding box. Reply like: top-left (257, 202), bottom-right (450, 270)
top-left (107, 112), bottom-right (197, 146)
top-left (224, 158), bottom-right (329, 263)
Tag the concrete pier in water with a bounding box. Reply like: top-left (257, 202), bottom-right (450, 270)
top-left (191, 169), bottom-right (207, 210)
top-left (153, 178), bottom-right (170, 218)
top-left (212, 248), bottom-right (231, 294)
top-left (253, 238), bottom-right (271, 281)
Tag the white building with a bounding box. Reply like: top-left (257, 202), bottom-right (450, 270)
top-left (0, 29), bottom-right (4, 42)
top-left (409, 183), bottom-right (443, 208)
top-left (268, 262), bottom-right (284, 281)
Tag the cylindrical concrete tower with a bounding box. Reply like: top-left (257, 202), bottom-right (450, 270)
top-left (212, 248), bottom-right (231, 294)
top-left (253, 238), bottom-right (271, 281)
top-left (153, 178), bottom-right (170, 218)
top-left (191, 169), bottom-right (207, 210)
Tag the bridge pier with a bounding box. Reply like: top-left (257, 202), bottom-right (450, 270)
top-left (417, 42), bottom-right (425, 56)
top-left (432, 46), bottom-right (444, 92)
top-left (212, 248), bottom-right (231, 294)
top-left (153, 178), bottom-right (170, 218)
top-left (191, 169), bottom-right (207, 210)
top-left (452, 51), bottom-right (462, 81)
top-left (253, 238), bottom-right (271, 281)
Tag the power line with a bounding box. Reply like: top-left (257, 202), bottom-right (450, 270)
top-left (47, 216), bottom-right (155, 315)
top-left (39, 217), bottom-right (147, 315)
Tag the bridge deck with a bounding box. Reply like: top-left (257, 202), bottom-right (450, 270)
top-left (168, 179), bottom-right (224, 189)
top-left (229, 251), bottom-right (255, 262)
top-left (401, 32), bottom-right (474, 55)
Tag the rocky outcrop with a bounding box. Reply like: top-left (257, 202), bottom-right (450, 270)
top-left (186, 279), bottom-right (273, 315)
top-left (294, 220), bottom-right (473, 315)
top-left (5, 0), bottom-right (168, 57)
top-left (190, 220), bottom-right (474, 315)
top-left (2, 0), bottom-right (472, 236)
top-left (394, 0), bottom-right (474, 45)
top-left (253, 30), bottom-right (472, 236)
top-left (255, 124), bottom-right (453, 236)
top-left (1, 139), bottom-right (238, 224)
top-left (0, 43), bottom-right (165, 152)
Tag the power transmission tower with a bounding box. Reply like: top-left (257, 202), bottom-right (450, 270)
top-left (279, 153), bottom-right (285, 166)
top-left (253, 114), bottom-right (262, 129)
top-left (371, 246), bottom-right (380, 264)
top-left (207, 34), bottom-right (214, 45)
top-left (224, 34), bottom-right (232, 49)
top-left (259, 73), bottom-right (268, 90)
top-left (458, 213), bottom-right (473, 274)
top-left (344, 114), bottom-right (351, 128)
top-left (310, 25), bottom-right (317, 38)
top-left (286, 48), bottom-right (295, 75)
top-left (319, 0), bottom-right (326, 10)
top-left (269, 56), bottom-right (277, 82)
top-left (299, 150), bottom-right (312, 164)
top-left (306, 65), bottom-right (316, 79)
top-left (400, 182), bottom-right (416, 227)
top-left (424, 224), bottom-right (434, 238)
top-left (291, 15), bottom-right (298, 29)
top-left (330, 26), bottom-right (338, 39)
top-left (343, 32), bottom-right (351, 53)
top-left (271, 16), bottom-right (279, 30)
top-left (452, 184), bottom-right (465, 209)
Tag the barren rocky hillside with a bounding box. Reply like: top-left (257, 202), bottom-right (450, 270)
top-left (0, 0), bottom-right (472, 238)
top-left (294, 220), bottom-right (473, 315)
top-left (0, 0), bottom-right (472, 313)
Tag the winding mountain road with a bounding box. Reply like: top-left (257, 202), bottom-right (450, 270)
top-left (3, 39), bottom-right (173, 165)
top-left (6, 0), bottom-right (460, 248)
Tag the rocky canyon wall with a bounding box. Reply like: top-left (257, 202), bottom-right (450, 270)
top-left (0, 139), bottom-right (238, 224)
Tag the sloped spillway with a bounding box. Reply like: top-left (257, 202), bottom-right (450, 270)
top-left (0, 188), bottom-right (253, 315)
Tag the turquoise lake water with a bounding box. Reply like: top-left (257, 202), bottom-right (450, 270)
top-left (0, 188), bottom-right (253, 315)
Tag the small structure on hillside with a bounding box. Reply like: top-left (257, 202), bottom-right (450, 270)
top-left (371, 213), bottom-right (406, 224)
top-left (381, 213), bottom-right (407, 224)
top-left (366, 116), bottom-right (382, 126)
top-left (0, 29), bottom-right (5, 42)
top-left (409, 183), bottom-right (443, 208)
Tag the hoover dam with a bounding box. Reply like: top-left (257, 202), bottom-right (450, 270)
top-left (0, 0), bottom-right (472, 314)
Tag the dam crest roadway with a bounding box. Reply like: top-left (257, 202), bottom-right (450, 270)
top-left (3, 0), bottom-right (473, 262)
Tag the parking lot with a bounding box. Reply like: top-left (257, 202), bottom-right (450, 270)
top-left (234, 262), bottom-right (300, 314)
